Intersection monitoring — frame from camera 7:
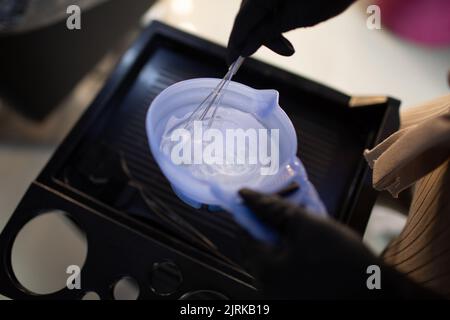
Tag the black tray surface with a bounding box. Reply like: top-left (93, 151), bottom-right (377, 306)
top-left (0, 21), bottom-right (399, 300)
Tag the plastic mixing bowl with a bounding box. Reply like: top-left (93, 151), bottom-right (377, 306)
top-left (146, 78), bottom-right (326, 242)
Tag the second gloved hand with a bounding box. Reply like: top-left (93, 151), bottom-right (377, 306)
top-left (227, 0), bottom-right (355, 63)
top-left (238, 188), bottom-right (440, 299)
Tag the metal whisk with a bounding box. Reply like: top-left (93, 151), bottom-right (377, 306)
top-left (184, 56), bottom-right (245, 129)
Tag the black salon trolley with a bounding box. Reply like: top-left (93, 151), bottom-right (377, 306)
top-left (0, 21), bottom-right (399, 300)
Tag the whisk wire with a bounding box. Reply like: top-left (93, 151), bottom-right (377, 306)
top-left (183, 56), bottom-right (245, 129)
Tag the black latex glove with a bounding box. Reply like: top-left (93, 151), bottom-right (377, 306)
top-left (238, 189), bottom-right (441, 299)
top-left (227, 0), bottom-right (355, 64)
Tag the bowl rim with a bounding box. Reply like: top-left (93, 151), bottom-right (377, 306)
top-left (146, 78), bottom-right (300, 205)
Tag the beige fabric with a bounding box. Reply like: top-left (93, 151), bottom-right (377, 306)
top-left (364, 95), bottom-right (450, 197)
top-left (364, 94), bottom-right (450, 298)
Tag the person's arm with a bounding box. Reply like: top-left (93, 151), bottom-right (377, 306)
top-left (227, 0), bottom-right (356, 63)
top-left (238, 189), bottom-right (442, 299)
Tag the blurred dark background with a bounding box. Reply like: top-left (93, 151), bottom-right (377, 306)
top-left (0, 0), bottom-right (155, 120)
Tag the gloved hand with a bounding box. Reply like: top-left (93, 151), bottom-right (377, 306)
top-left (238, 188), bottom-right (441, 299)
top-left (227, 0), bottom-right (355, 63)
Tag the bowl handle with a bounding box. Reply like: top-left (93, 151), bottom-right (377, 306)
top-left (213, 158), bottom-right (328, 244)
top-left (285, 158), bottom-right (328, 217)
top-left (221, 196), bottom-right (280, 243)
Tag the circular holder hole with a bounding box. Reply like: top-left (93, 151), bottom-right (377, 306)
top-left (113, 276), bottom-right (140, 300)
top-left (180, 290), bottom-right (228, 300)
top-left (11, 210), bottom-right (88, 295)
top-left (150, 261), bottom-right (183, 296)
top-left (82, 291), bottom-right (101, 300)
